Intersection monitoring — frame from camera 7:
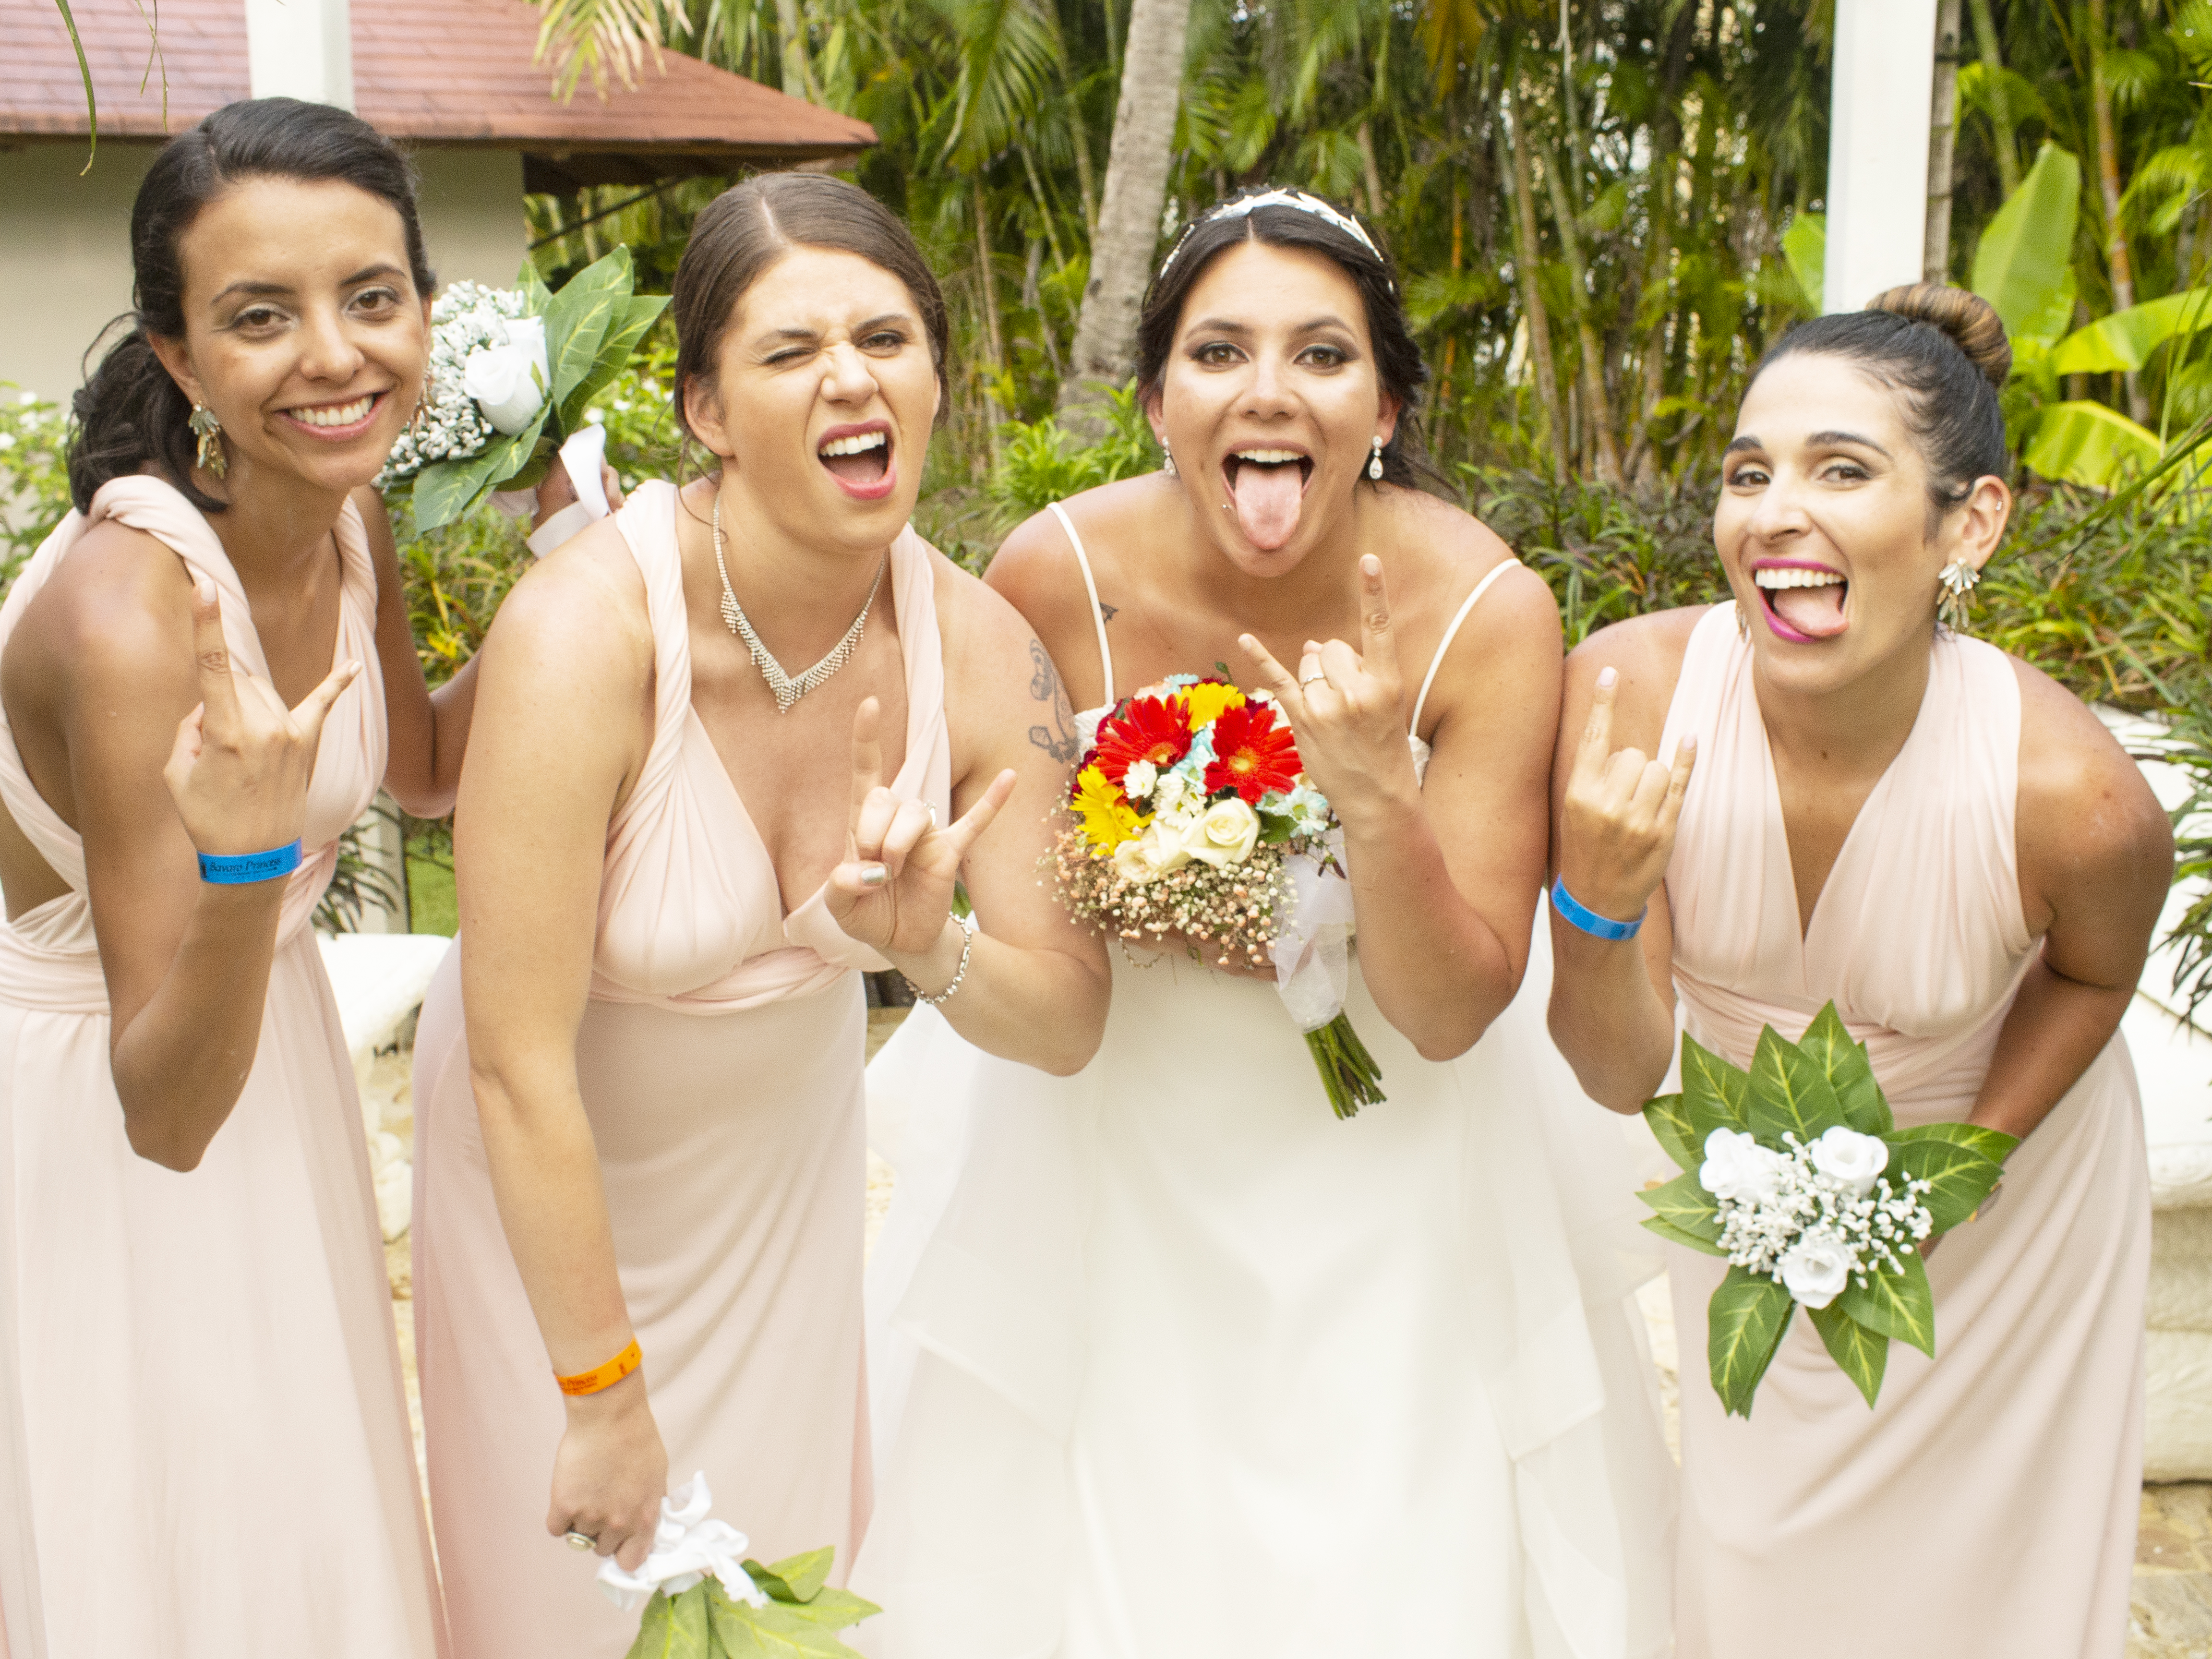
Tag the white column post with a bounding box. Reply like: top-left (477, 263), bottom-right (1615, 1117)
top-left (1823, 0), bottom-right (1936, 313)
top-left (244, 0), bottom-right (356, 111)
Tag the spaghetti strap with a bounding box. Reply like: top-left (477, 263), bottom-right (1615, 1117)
top-left (1047, 500), bottom-right (1114, 707)
top-left (1407, 557), bottom-right (1521, 738)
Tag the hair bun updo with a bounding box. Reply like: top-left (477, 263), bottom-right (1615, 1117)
top-left (1865, 283), bottom-right (2012, 392)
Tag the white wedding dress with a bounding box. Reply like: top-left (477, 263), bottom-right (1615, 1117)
top-left (853, 513), bottom-right (1675, 1659)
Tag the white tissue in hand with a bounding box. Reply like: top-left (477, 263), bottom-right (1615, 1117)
top-left (595, 1472), bottom-right (767, 1612)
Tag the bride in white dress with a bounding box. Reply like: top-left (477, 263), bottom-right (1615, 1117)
top-left (854, 189), bottom-right (1674, 1659)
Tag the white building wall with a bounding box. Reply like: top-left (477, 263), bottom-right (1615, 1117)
top-left (0, 142), bottom-right (526, 406)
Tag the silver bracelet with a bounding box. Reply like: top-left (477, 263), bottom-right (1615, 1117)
top-left (905, 911), bottom-right (978, 1007)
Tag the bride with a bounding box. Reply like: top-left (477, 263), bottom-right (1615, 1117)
top-left (854, 189), bottom-right (1674, 1658)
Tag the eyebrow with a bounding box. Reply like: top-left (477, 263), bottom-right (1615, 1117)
top-left (209, 263), bottom-right (407, 308)
top-left (1185, 315), bottom-right (1354, 337)
top-left (753, 311), bottom-right (912, 345)
top-left (1807, 429), bottom-right (1891, 457)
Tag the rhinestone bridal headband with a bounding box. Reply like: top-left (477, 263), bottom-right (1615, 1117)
top-left (1157, 189), bottom-right (1389, 283)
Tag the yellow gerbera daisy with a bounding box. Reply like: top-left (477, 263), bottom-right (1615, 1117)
top-left (1070, 764), bottom-right (1144, 849)
top-left (1184, 680), bottom-right (1246, 729)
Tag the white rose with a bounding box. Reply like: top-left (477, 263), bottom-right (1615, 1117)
top-left (1700, 1127), bottom-right (1787, 1206)
top-left (463, 333), bottom-right (549, 434)
top-left (1180, 796), bottom-right (1261, 867)
top-left (1809, 1125), bottom-right (1889, 1198)
top-left (1124, 760), bottom-right (1159, 801)
top-left (1114, 828), bottom-right (1188, 884)
top-left (1778, 1230), bottom-right (1854, 1309)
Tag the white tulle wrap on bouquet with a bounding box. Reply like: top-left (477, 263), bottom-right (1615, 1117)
top-left (1273, 842), bottom-right (1355, 1033)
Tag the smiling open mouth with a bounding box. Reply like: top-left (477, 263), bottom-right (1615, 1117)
top-left (1753, 564), bottom-right (1849, 641)
top-left (1223, 448), bottom-right (1312, 551)
top-left (819, 428), bottom-right (891, 488)
top-left (282, 392), bottom-right (383, 433)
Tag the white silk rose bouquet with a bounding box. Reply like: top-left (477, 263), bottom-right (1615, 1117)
top-left (377, 247), bottom-right (666, 530)
top-left (1049, 673), bottom-right (1384, 1118)
top-left (1638, 1002), bottom-right (2016, 1414)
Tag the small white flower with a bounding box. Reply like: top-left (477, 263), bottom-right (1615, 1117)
top-left (1124, 759), bottom-right (1159, 801)
top-left (1179, 796), bottom-right (1261, 867)
top-left (1701, 1127), bottom-right (1787, 1206)
top-left (1151, 769), bottom-right (1191, 819)
top-left (1809, 1125), bottom-right (1889, 1198)
top-left (1778, 1230), bottom-right (1853, 1308)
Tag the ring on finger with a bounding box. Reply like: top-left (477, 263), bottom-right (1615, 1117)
top-left (1299, 669), bottom-right (1327, 686)
top-left (564, 1530), bottom-right (598, 1552)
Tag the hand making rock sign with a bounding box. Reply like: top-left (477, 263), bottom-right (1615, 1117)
top-left (1553, 664), bottom-right (1698, 929)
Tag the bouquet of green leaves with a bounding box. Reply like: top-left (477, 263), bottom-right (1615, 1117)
top-left (1637, 1002), bottom-right (2016, 1415)
top-left (378, 247), bottom-right (666, 531)
top-left (601, 1475), bottom-right (878, 1659)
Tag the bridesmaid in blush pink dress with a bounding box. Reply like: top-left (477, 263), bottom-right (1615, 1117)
top-left (0, 100), bottom-right (496, 1659)
top-left (411, 173), bottom-right (1106, 1659)
top-left (1547, 284), bottom-right (2170, 1658)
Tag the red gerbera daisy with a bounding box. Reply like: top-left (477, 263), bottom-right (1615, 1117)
top-left (1092, 694), bottom-right (1193, 789)
top-left (1204, 701), bottom-right (1301, 803)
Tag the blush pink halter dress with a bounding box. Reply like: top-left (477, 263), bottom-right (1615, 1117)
top-left (411, 481), bottom-right (951, 1659)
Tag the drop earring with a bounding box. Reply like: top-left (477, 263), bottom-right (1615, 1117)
top-left (189, 402), bottom-right (227, 479)
top-left (1736, 602), bottom-right (1750, 642)
top-left (1936, 559), bottom-right (1980, 634)
top-left (1161, 437), bottom-right (1177, 478)
top-left (1368, 437), bottom-right (1384, 481)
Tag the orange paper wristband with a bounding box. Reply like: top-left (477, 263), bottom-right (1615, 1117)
top-left (555, 1339), bottom-right (642, 1397)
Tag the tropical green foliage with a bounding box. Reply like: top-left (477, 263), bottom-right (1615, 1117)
top-left (0, 386), bottom-right (72, 587)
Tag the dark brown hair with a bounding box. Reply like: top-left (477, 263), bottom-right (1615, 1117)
top-left (68, 97), bottom-right (434, 514)
top-left (1751, 282), bottom-right (2011, 514)
top-left (1132, 190), bottom-right (1430, 489)
top-left (671, 173), bottom-right (951, 440)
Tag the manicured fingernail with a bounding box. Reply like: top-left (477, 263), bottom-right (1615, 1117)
top-left (1597, 666), bottom-right (1618, 690)
top-left (1361, 555), bottom-right (1381, 576)
top-left (197, 579), bottom-right (216, 605)
top-left (1680, 733), bottom-right (1698, 753)
top-left (859, 865), bottom-right (888, 888)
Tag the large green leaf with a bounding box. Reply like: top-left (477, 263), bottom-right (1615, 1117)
top-left (1794, 1004), bottom-right (1891, 1134)
top-left (745, 1548), bottom-right (834, 1604)
top-left (542, 246), bottom-right (636, 413)
top-left (709, 1597), bottom-right (867, 1659)
top-left (1970, 143), bottom-right (2082, 344)
top-left (776, 1589), bottom-right (881, 1632)
top-left (1837, 1248), bottom-right (1937, 1357)
top-left (1807, 1301), bottom-right (1889, 1406)
top-left (1888, 1136), bottom-right (2006, 1233)
top-left (1707, 1265), bottom-right (1794, 1418)
top-left (624, 1585), bottom-right (713, 1659)
top-left (561, 292), bottom-right (670, 434)
top-left (1782, 213), bottom-right (1824, 312)
top-left (1886, 1121), bottom-right (2019, 1167)
top-left (1638, 1170), bottom-right (1725, 1245)
top-left (518, 256), bottom-right (554, 313)
top-left (1642, 1093), bottom-right (1703, 1173)
top-left (1745, 1024), bottom-right (1850, 1145)
top-left (1639, 1214), bottom-right (1730, 1257)
top-left (2022, 401), bottom-right (2164, 489)
top-left (2052, 289), bottom-right (2212, 376)
top-left (1680, 1035), bottom-right (1750, 1143)
top-left (410, 403), bottom-right (553, 531)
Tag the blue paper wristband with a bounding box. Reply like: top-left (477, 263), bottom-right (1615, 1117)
top-left (1550, 876), bottom-right (1645, 941)
top-left (197, 840), bottom-right (303, 886)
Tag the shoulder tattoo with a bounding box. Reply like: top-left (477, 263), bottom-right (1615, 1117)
top-left (1026, 639), bottom-right (1081, 763)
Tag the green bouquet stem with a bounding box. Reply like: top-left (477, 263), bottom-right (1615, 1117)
top-left (1306, 1011), bottom-right (1385, 1119)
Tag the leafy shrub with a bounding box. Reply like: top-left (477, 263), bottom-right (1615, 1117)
top-left (0, 386), bottom-right (71, 588)
top-left (988, 384), bottom-right (1161, 536)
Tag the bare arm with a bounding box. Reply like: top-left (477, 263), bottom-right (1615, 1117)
top-left (1237, 555), bottom-right (1563, 1060)
top-left (359, 488), bottom-right (481, 818)
top-left (1966, 668), bottom-right (2172, 1142)
top-left (826, 569), bottom-right (1109, 1074)
top-left (1545, 618), bottom-right (1701, 1111)
top-left (38, 550), bottom-right (361, 1169)
top-left (453, 533), bottom-right (664, 1569)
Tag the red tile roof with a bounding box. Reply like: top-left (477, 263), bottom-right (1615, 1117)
top-left (3, 0), bottom-right (873, 185)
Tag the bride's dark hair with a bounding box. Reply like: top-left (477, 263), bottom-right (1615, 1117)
top-left (68, 97), bottom-right (434, 515)
top-left (1132, 189), bottom-right (1431, 490)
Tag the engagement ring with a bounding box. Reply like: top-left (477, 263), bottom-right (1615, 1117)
top-left (564, 1530), bottom-right (598, 1552)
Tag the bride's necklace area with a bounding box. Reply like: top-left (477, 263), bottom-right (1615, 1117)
top-left (711, 496), bottom-right (885, 714)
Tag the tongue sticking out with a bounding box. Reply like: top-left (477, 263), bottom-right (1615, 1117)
top-left (1767, 580), bottom-right (1848, 638)
top-left (1230, 460), bottom-right (1305, 551)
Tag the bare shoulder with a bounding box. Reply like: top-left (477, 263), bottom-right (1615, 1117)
top-left (9, 518), bottom-right (196, 708)
top-left (1563, 607), bottom-right (1712, 750)
top-left (2010, 655), bottom-right (2172, 875)
top-left (926, 539), bottom-right (1051, 682)
top-left (480, 516), bottom-right (651, 689)
top-left (984, 476), bottom-right (1164, 612)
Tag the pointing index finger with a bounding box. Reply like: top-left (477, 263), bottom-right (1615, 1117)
top-left (849, 697), bottom-right (886, 815)
top-left (187, 579), bottom-right (244, 735)
top-left (1358, 555), bottom-right (1400, 677)
top-left (1575, 666), bottom-right (1621, 781)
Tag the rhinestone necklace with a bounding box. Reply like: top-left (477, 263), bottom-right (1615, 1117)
top-left (712, 497), bottom-right (885, 714)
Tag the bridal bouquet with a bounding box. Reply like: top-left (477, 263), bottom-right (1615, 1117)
top-left (1638, 1003), bottom-right (2015, 1415)
top-left (605, 1474), bottom-right (878, 1659)
top-left (1049, 673), bottom-right (1384, 1117)
top-left (378, 247), bottom-right (665, 531)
